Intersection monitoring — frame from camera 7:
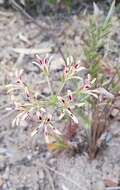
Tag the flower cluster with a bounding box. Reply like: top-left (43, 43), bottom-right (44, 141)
top-left (63, 56), bottom-right (86, 81)
top-left (6, 54), bottom-right (113, 152)
top-left (33, 54), bottom-right (52, 76)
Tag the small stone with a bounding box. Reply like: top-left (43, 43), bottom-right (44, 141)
top-left (111, 108), bottom-right (119, 118)
top-left (42, 87), bottom-right (51, 96)
top-left (24, 62), bottom-right (40, 74)
top-left (0, 158), bottom-right (6, 172)
top-left (0, 0), bottom-right (4, 5)
top-left (74, 36), bottom-right (81, 45)
top-left (62, 184), bottom-right (69, 190)
top-left (66, 28), bottom-right (75, 38)
top-left (92, 181), bottom-right (105, 190)
top-left (50, 56), bottom-right (64, 72)
top-left (27, 154), bottom-right (32, 161)
top-left (20, 120), bottom-right (28, 128)
top-left (39, 169), bottom-right (44, 180)
top-left (16, 157), bottom-right (31, 167)
top-left (3, 166), bottom-right (10, 180)
top-left (0, 177), bottom-right (4, 187)
top-left (49, 158), bottom-right (56, 165)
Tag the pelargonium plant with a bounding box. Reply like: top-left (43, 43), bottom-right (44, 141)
top-left (6, 1), bottom-right (120, 158)
top-left (6, 54), bottom-right (102, 151)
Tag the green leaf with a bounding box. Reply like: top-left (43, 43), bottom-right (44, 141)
top-left (49, 95), bottom-right (58, 107)
top-left (48, 0), bottom-right (57, 4)
top-left (104, 0), bottom-right (115, 26)
top-left (90, 60), bottom-right (100, 78)
top-left (112, 82), bottom-right (120, 93)
top-left (64, 0), bottom-right (72, 7)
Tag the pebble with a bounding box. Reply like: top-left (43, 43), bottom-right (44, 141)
top-left (74, 36), bottom-right (81, 46)
top-left (111, 108), bottom-right (120, 118)
top-left (0, 177), bottom-right (4, 187)
top-left (0, 0), bottom-right (3, 5)
top-left (49, 158), bottom-right (57, 165)
top-left (20, 120), bottom-right (28, 128)
top-left (62, 184), bottom-right (69, 190)
top-left (0, 158), bottom-right (6, 172)
top-left (24, 62), bottom-right (40, 73)
top-left (39, 169), bottom-right (45, 180)
top-left (92, 181), bottom-right (105, 190)
top-left (3, 166), bottom-right (10, 180)
top-left (50, 56), bottom-right (64, 72)
top-left (16, 157), bottom-right (31, 167)
top-left (41, 87), bottom-right (51, 96)
top-left (27, 154), bottom-right (32, 161)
